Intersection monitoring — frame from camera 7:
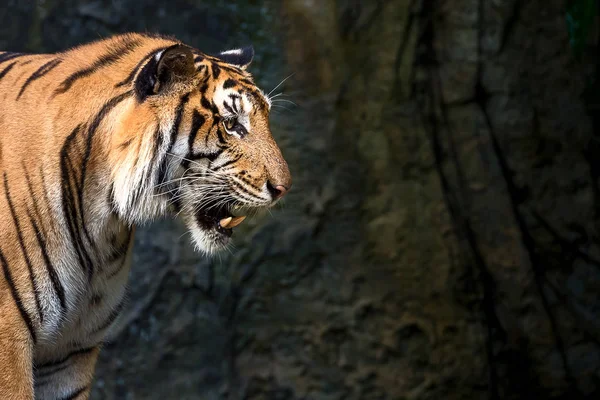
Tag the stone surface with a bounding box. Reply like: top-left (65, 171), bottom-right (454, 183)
top-left (1, 0), bottom-right (599, 398)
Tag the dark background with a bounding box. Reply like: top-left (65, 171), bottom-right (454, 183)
top-left (2, 0), bottom-right (600, 399)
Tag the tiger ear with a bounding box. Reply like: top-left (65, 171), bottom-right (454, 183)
top-left (135, 44), bottom-right (195, 100)
top-left (217, 46), bottom-right (254, 70)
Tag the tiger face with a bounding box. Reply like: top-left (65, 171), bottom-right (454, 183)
top-left (112, 44), bottom-right (291, 254)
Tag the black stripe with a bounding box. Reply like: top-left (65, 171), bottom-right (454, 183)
top-left (78, 127), bottom-right (99, 247)
top-left (107, 229), bottom-right (132, 264)
top-left (22, 167), bottom-right (66, 312)
top-left (26, 208), bottom-right (66, 311)
top-left (196, 64), bottom-right (208, 75)
top-left (171, 195), bottom-right (182, 213)
top-left (216, 123), bottom-right (226, 144)
top-left (57, 386), bottom-right (88, 400)
top-left (148, 127), bottom-right (163, 177)
top-left (223, 78), bottom-right (237, 89)
top-left (157, 93), bottom-right (190, 185)
top-left (229, 187), bottom-right (259, 204)
top-left (187, 110), bottom-right (205, 155)
top-left (229, 95), bottom-right (240, 113)
top-left (189, 150), bottom-right (222, 162)
top-left (60, 125), bottom-right (94, 281)
top-left (89, 297), bottom-right (125, 334)
top-left (3, 173), bottom-right (44, 323)
top-left (36, 349), bottom-right (96, 377)
top-left (118, 137), bottom-right (135, 150)
top-left (68, 144), bottom-right (92, 250)
top-left (199, 83), bottom-right (209, 95)
top-left (223, 101), bottom-right (235, 115)
top-left (60, 91), bottom-right (133, 281)
top-left (35, 347), bottom-right (96, 371)
top-left (213, 154), bottom-right (241, 171)
top-left (211, 63), bottom-right (221, 79)
top-left (228, 93), bottom-right (241, 113)
top-left (90, 292), bottom-right (103, 306)
top-left (200, 97), bottom-right (212, 111)
top-left (182, 110), bottom-right (206, 169)
top-left (200, 97), bottom-right (220, 115)
top-left (80, 91), bottom-right (133, 228)
top-left (106, 244), bottom-right (131, 279)
top-left (35, 362), bottom-right (70, 380)
top-left (210, 100), bottom-right (220, 115)
top-left (0, 249), bottom-right (37, 343)
top-left (17, 58), bottom-right (62, 100)
top-left (129, 126), bottom-right (160, 210)
top-left (106, 252), bottom-right (130, 279)
top-left (230, 185), bottom-right (262, 204)
top-left (236, 173), bottom-right (258, 186)
top-left (0, 61), bottom-right (17, 80)
top-left (204, 125), bottom-right (211, 147)
top-left (230, 180), bottom-right (261, 199)
top-left (0, 52), bottom-right (25, 66)
top-left (23, 166), bottom-right (47, 237)
top-left (54, 38), bottom-right (141, 96)
top-left (116, 46), bottom-right (168, 88)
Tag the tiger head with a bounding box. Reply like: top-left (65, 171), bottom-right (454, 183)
top-left (111, 44), bottom-right (291, 254)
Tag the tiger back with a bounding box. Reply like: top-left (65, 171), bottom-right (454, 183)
top-left (0, 33), bottom-right (291, 400)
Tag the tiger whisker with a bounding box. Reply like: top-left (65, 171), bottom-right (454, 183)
top-left (169, 190), bottom-right (229, 205)
top-left (153, 170), bottom-right (227, 191)
top-left (271, 104), bottom-right (293, 113)
top-left (165, 151), bottom-right (221, 170)
top-left (154, 171), bottom-right (226, 188)
top-left (269, 92), bottom-right (287, 100)
top-left (271, 99), bottom-right (298, 107)
top-left (267, 72), bottom-right (295, 98)
top-left (153, 179), bottom-right (225, 197)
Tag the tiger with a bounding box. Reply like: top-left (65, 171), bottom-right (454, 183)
top-left (0, 32), bottom-right (291, 399)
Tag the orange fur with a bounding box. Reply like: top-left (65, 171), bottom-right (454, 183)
top-left (0, 33), bottom-right (290, 398)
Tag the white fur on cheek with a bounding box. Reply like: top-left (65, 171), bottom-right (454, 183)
top-left (111, 116), bottom-right (177, 224)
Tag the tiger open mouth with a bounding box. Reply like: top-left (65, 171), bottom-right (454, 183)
top-left (194, 204), bottom-right (247, 238)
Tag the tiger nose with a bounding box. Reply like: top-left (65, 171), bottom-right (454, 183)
top-left (267, 182), bottom-right (290, 200)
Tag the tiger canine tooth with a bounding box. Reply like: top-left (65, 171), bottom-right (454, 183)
top-left (228, 216), bottom-right (246, 228)
top-left (219, 217), bottom-right (233, 228)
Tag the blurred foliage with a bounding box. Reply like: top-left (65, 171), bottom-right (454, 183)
top-left (566, 0), bottom-right (598, 57)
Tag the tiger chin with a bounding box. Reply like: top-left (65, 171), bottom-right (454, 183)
top-left (0, 33), bottom-right (290, 399)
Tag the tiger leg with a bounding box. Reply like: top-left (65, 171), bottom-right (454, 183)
top-left (0, 285), bottom-right (35, 399)
top-left (34, 346), bottom-right (101, 400)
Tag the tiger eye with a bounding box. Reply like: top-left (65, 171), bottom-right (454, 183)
top-left (224, 119), bottom-right (236, 131)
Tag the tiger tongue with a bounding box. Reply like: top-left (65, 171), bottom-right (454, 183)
top-left (219, 216), bottom-right (247, 229)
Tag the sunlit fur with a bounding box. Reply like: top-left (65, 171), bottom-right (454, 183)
top-left (0, 33), bottom-right (290, 399)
